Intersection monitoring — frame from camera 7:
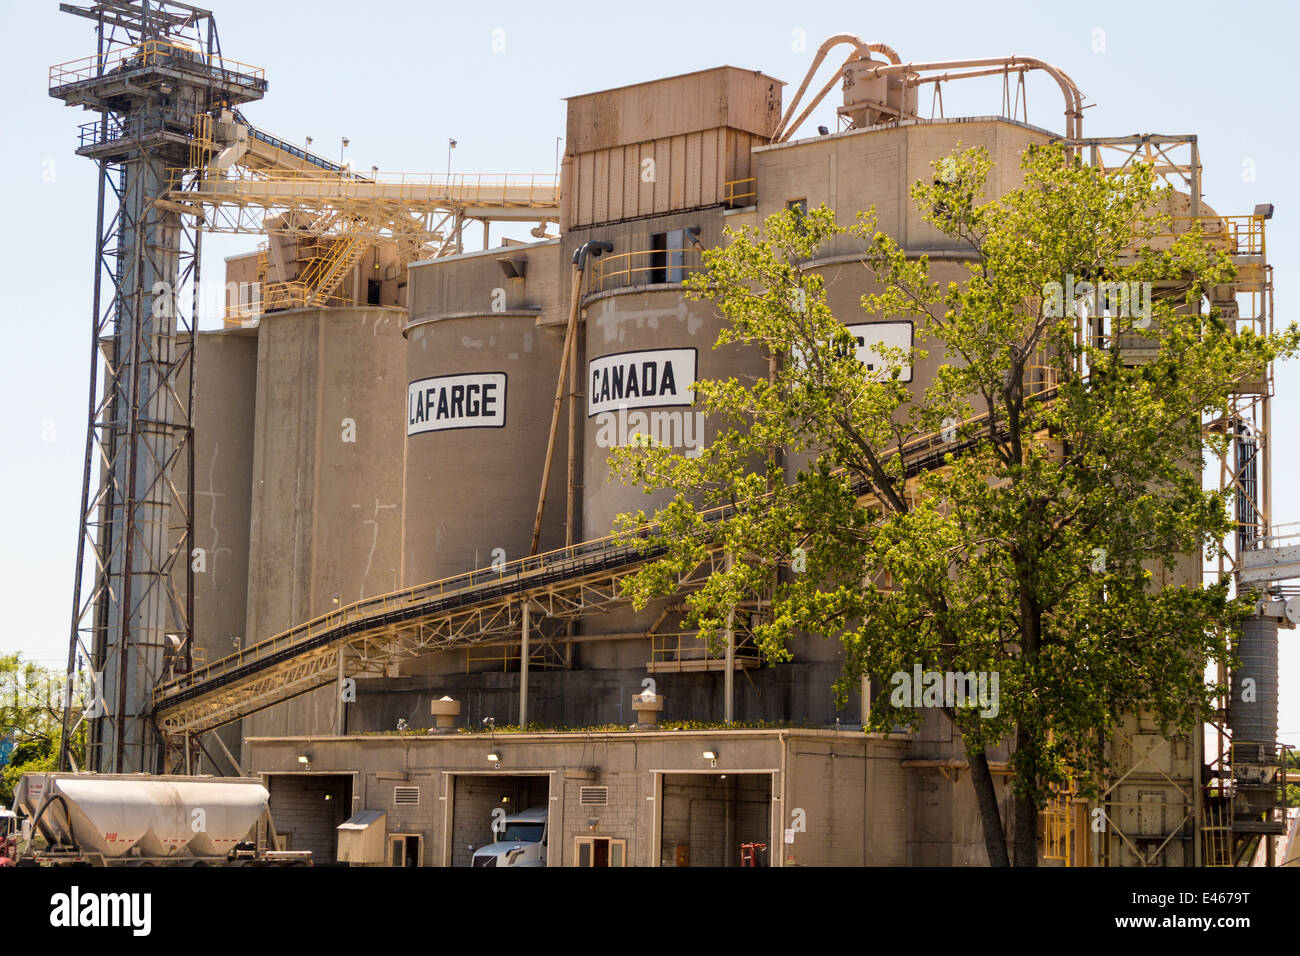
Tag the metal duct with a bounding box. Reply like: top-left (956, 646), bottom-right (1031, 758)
top-left (1230, 616), bottom-right (1279, 746)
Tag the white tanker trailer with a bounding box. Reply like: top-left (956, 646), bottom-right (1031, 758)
top-left (5, 773), bottom-right (311, 867)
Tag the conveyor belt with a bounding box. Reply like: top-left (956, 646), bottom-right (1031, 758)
top-left (153, 397), bottom-right (1023, 734)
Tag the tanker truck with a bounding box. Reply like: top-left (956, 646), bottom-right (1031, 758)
top-left (4, 773), bottom-right (311, 867)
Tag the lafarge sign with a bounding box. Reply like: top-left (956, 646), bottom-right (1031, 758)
top-left (588, 348), bottom-right (697, 416)
top-left (408, 372), bottom-right (506, 435)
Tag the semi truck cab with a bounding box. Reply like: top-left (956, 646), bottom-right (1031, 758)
top-left (471, 807), bottom-right (547, 867)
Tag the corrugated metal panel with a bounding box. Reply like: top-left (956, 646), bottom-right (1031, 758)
top-left (653, 139), bottom-right (670, 215)
top-left (578, 152), bottom-right (596, 226)
top-left (607, 146), bottom-right (625, 222)
top-left (684, 131), bottom-right (702, 209)
top-left (594, 149), bottom-right (610, 225)
top-left (701, 128), bottom-right (720, 206)
top-left (669, 134), bottom-right (686, 211)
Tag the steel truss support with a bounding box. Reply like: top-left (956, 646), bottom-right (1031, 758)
top-left (53, 1), bottom-right (266, 773)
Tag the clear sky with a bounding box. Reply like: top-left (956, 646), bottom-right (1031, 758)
top-left (2, 0), bottom-right (1297, 746)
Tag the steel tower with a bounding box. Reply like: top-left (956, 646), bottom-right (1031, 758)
top-left (51, 0), bottom-right (266, 773)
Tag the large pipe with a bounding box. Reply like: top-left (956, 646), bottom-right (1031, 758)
top-left (775, 47), bottom-right (1085, 143)
top-left (861, 56), bottom-right (1084, 140)
top-left (772, 34), bottom-right (902, 142)
top-left (530, 240), bottom-right (612, 555)
top-left (1230, 616), bottom-right (1279, 747)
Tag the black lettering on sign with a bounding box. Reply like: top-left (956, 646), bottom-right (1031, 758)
top-left (844, 322), bottom-right (914, 383)
top-left (407, 373), bottom-right (508, 435)
top-left (587, 348), bottom-right (698, 417)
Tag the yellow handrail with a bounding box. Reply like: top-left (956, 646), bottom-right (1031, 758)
top-left (1154, 215), bottom-right (1266, 258)
top-left (724, 177), bottom-right (757, 207)
top-left (50, 39), bottom-right (264, 89)
top-left (587, 248), bottom-right (704, 294)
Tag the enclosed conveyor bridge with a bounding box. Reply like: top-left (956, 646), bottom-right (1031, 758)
top-left (152, 415), bottom-right (991, 737)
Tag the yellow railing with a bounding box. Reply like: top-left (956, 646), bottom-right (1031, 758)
top-left (587, 248), bottom-right (704, 294)
top-left (260, 280), bottom-right (351, 313)
top-left (1156, 215), bottom-right (1267, 259)
top-left (1042, 791), bottom-right (1075, 863)
top-left (724, 177), bottom-right (757, 207)
top-left (180, 166), bottom-right (559, 204)
top-left (189, 113), bottom-right (214, 172)
top-left (50, 39), bottom-right (264, 90)
top-left (299, 235), bottom-right (367, 297)
top-left (650, 632), bottom-right (759, 667)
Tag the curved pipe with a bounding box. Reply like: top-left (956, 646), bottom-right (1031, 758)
top-left (772, 34), bottom-right (902, 142)
top-left (863, 56), bottom-right (1084, 140)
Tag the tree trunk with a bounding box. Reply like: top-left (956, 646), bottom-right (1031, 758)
top-left (968, 748), bottom-right (1010, 866)
top-left (1013, 724), bottom-right (1040, 866)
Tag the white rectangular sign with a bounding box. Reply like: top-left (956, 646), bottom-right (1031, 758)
top-left (407, 373), bottom-right (507, 435)
top-left (588, 348), bottom-right (697, 417)
top-left (845, 321), bottom-right (913, 382)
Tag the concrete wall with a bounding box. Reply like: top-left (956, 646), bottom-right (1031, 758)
top-left (247, 730), bottom-right (906, 866)
top-left (403, 241), bottom-right (568, 590)
top-left (242, 306), bottom-right (407, 738)
top-left (187, 329), bottom-right (259, 773)
top-left (349, 661), bottom-right (859, 732)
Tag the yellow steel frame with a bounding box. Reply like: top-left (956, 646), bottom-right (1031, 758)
top-left (723, 177), bottom-right (757, 207)
top-left (648, 631), bottom-right (761, 672)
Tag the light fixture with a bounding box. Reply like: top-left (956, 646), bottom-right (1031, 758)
top-left (702, 749), bottom-right (718, 768)
top-left (817, 124), bottom-right (830, 135)
top-left (1254, 203), bottom-right (1275, 220)
top-left (487, 752), bottom-right (501, 767)
top-left (331, 593), bottom-right (340, 606)
top-left (305, 136), bottom-right (313, 146)
top-left (587, 818), bottom-right (599, 831)
top-left (500, 795), bottom-right (510, 804)
top-left (297, 754), bottom-right (311, 770)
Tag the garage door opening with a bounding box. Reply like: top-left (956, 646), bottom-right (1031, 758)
top-left (450, 774), bottom-right (551, 867)
top-left (266, 774), bottom-right (353, 866)
top-left (660, 773), bottom-right (772, 867)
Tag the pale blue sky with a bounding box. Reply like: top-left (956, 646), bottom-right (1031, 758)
top-left (2, 0), bottom-right (1297, 744)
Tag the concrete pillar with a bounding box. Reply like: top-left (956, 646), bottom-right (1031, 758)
top-left (724, 552), bottom-right (735, 724)
top-left (520, 603), bottom-right (530, 727)
top-left (335, 647), bottom-right (346, 735)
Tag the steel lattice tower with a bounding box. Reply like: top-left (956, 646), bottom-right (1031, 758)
top-left (51, 0), bottom-right (265, 773)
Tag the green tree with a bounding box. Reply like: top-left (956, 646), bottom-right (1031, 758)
top-left (1, 654), bottom-right (84, 806)
top-left (609, 143), bottom-right (1299, 866)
